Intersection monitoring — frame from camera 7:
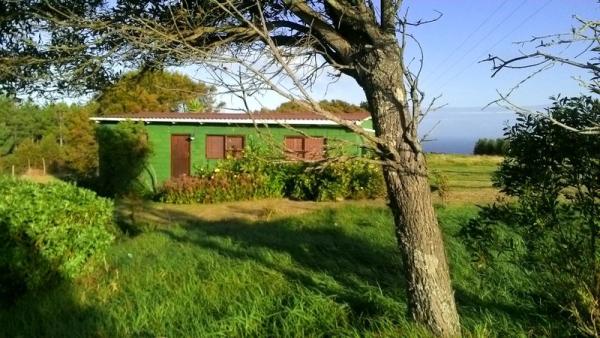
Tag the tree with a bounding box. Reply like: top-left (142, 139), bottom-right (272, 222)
top-left (0, 97), bottom-right (56, 157)
top-left (263, 99), bottom-right (368, 114)
top-left (61, 106), bottom-right (99, 182)
top-left (95, 70), bottom-right (218, 115)
top-left (462, 95), bottom-right (600, 335)
top-left (96, 121), bottom-right (152, 197)
top-left (1, 1), bottom-right (460, 334)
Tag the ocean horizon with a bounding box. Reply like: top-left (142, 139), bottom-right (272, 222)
top-left (418, 109), bottom-right (517, 154)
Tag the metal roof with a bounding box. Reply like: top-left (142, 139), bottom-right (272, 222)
top-left (90, 111), bottom-right (371, 126)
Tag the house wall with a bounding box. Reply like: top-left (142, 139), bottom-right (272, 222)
top-left (125, 122), bottom-right (366, 184)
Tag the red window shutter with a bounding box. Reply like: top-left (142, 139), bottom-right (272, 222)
top-left (226, 136), bottom-right (244, 158)
top-left (304, 137), bottom-right (325, 160)
top-left (284, 137), bottom-right (305, 159)
top-left (206, 135), bottom-right (225, 159)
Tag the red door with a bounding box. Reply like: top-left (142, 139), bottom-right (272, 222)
top-left (171, 134), bottom-right (191, 178)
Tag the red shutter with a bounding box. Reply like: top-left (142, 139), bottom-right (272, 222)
top-left (284, 137), bottom-right (305, 159)
top-left (304, 137), bottom-right (325, 160)
top-left (206, 135), bottom-right (225, 159)
top-left (226, 136), bottom-right (244, 158)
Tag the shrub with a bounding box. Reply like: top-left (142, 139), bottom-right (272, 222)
top-left (286, 161), bottom-right (385, 201)
top-left (430, 169), bottom-right (450, 204)
top-left (462, 95), bottom-right (600, 334)
top-left (0, 177), bottom-right (115, 303)
top-left (473, 138), bottom-right (508, 155)
top-left (157, 143), bottom-right (386, 204)
top-left (96, 121), bottom-right (152, 197)
top-left (158, 170), bottom-right (281, 204)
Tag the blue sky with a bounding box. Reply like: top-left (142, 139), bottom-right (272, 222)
top-left (180, 1), bottom-right (598, 152)
top-left (213, 0), bottom-right (597, 111)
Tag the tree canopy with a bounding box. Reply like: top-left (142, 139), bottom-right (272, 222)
top-left (262, 99), bottom-right (369, 114)
top-left (95, 70), bottom-right (218, 115)
top-left (0, 1), bottom-right (463, 335)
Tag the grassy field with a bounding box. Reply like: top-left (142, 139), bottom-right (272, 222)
top-left (0, 204), bottom-right (568, 337)
top-left (427, 154), bottom-right (503, 205)
top-left (4, 155), bottom-right (562, 337)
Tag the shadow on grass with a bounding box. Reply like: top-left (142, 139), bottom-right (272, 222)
top-left (118, 203), bottom-right (556, 333)
top-left (0, 283), bottom-right (112, 337)
top-left (0, 232), bottom-right (112, 337)
top-left (124, 204), bottom-right (407, 320)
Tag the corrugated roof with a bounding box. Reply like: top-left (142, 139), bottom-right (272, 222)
top-left (96, 111), bottom-right (371, 121)
top-left (90, 111), bottom-right (372, 126)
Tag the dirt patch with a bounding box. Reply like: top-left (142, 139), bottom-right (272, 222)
top-left (118, 198), bottom-right (386, 226)
top-left (19, 173), bottom-right (60, 184)
top-left (118, 187), bottom-right (499, 227)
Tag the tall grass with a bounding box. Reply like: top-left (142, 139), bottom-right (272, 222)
top-left (0, 205), bottom-right (572, 337)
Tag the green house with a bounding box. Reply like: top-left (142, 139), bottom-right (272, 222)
top-left (91, 111), bottom-right (373, 184)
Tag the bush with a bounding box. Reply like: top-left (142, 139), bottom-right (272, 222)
top-left (157, 143), bottom-right (386, 204)
top-left (286, 161), bottom-right (385, 201)
top-left (158, 170), bottom-right (281, 204)
top-left (473, 138), bottom-right (508, 155)
top-left (461, 95), bottom-right (600, 334)
top-left (96, 121), bottom-right (152, 197)
top-left (0, 177), bottom-right (115, 303)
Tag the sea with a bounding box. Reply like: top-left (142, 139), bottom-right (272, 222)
top-left (418, 109), bottom-right (517, 154)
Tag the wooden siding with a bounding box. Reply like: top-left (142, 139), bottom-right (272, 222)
top-left (98, 123), bottom-right (366, 185)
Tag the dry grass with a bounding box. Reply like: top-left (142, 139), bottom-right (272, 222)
top-left (118, 198), bottom-right (387, 225)
top-left (427, 154), bottom-right (504, 167)
top-left (19, 170), bottom-right (60, 184)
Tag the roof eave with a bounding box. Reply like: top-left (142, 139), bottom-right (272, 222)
top-left (89, 116), bottom-right (350, 126)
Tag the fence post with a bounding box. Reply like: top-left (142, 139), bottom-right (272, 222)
top-left (12, 165), bottom-right (15, 177)
top-left (43, 158), bottom-right (46, 175)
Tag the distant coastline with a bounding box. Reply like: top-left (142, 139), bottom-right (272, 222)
top-left (419, 109), bottom-right (516, 154)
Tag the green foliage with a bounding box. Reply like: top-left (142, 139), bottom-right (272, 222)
top-left (60, 107), bottom-right (99, 182)
top-left (0, 177), bottom-right (115, 303)
top-left (0, 98), bottom-right (101, 181)
top-left (461, 95), bottom-right (600, 335)
top-left (286, 161), bottom-right (385, 201)
top-left (0, 96), bottom-right (57, 158)
top-left (430, 169), bottom-right (450, 204)
top-left (95, 70), bottom-right (218, 115)
top-left (472, 138), bottom-right (508, 155)
top-left (96, 121), bottom-right (152, 197)
top-left (263, 99), bottom-right (369, 114)
top-left (158, 143), bottom-right (385, 204)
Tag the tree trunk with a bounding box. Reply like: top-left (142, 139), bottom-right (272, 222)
top-left (355, 43), bottom-right (461, 337)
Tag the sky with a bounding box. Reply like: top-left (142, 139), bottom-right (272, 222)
top-left (188, 1), bottom-right (598, 153)
top-left (219, 0), bottom-right (597, 110)
top-left (60, 1), bottom-right (600, 153)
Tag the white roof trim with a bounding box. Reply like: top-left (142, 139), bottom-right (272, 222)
top-left (90, 116), bottom-right (366, 126)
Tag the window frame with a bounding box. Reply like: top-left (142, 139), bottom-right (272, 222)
top-left (284, 136), bottom-right (326, 160)
top-left (205, 134), bottom-right (246, 160)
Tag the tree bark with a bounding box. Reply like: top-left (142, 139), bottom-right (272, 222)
top-left (355, 42), bottom-right (461, 337)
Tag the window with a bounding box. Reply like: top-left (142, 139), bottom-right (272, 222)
top-left (284, 136), bottom-right (325, 160)
top-left (206, 135), bottom-right (245, 159)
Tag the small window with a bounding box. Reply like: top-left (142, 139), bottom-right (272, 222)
top-left (284, 136), bottom-right (325, 160)
top-left (206, 135), bottom-right (245, 159)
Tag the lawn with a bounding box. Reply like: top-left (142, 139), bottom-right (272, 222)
top-left (3, 154), bottom-right (564, 337)
top-left (427, 154), bottom-right (503, 205)
top-left (1, 203), bottom-right (567, 337)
